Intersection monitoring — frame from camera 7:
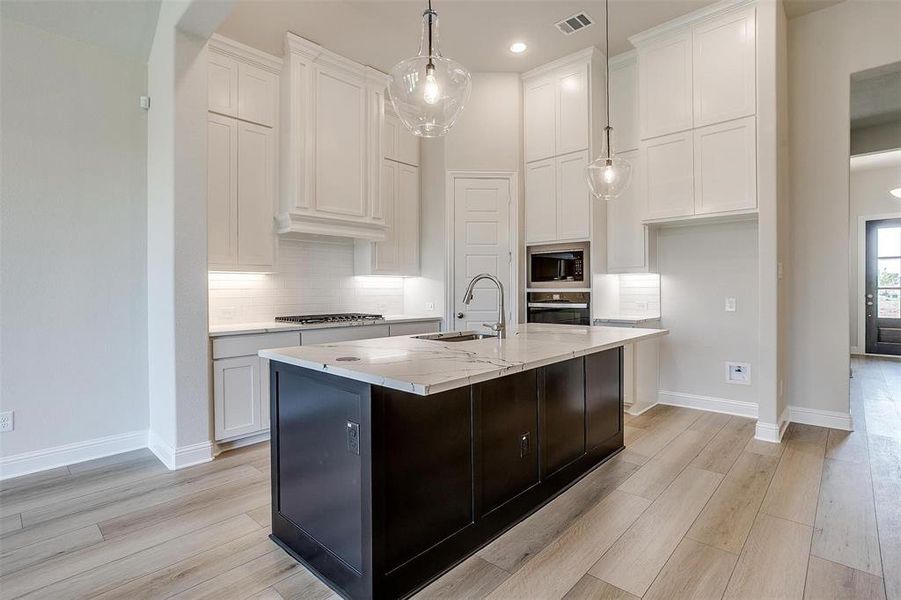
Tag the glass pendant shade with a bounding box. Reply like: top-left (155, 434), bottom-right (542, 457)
top-left (586, 155), bottom-right (633, 200)
top-left (387, 8), bottom-right (472, 137)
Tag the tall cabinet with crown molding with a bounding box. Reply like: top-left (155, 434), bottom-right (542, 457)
top-left (207, 35), bottom-right (280, 273)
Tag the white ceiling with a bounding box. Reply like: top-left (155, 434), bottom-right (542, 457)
top-left (0, 0), bottom-right (162, 62)
top-left (851, 62), bottom-right (901, 130)
top-left (217, 0), bottom-right (848, 74)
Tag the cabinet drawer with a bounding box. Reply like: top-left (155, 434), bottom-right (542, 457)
top-left (301, 324), bottom-right (390, 345)
top-left (389, 321), bottom-right (440, 337)
top-left (212, 331), bottom-right (301, 359)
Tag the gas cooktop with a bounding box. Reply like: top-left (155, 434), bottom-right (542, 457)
top-left (275, 313), bottom-right (384, 325)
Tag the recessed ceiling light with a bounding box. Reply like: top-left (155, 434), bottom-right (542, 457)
top-left (891, 187), bottom-right (901, 198)
top-left (509, 42), bottom-right (527, 54)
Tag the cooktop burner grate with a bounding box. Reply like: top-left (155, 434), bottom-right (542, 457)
top-left (275, 313), bottom-right (384, 325)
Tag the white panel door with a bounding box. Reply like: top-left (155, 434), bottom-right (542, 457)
top-left (556, 63), bottom-right (590, 156)
top-left (453, 177), bottom-right (512, 332)
top-left (237, 62), bottom-right (277, 127)
top-left (609, 57), bottom-right (639, 152)
top-left (639, 30), bottom-right (693, 139)
top-left (237, 121), bottom-right (275, 268)
top-left (556, 150), bottom-right (591, 241)
top-left (693, 7), bottom-right (756, 127)
top-left (643, 131), bottom-right (694, 220)
top-left (523, 76), bottom-right (557, 163)
top-left (213, 356), bottom-right (262, 440)
top-left (314, 67), bottom-right (366, 217)
top-left (208, 52), bottom-right (238, 118)
top-left (207, 113), bottom-right (238, 266)
top-left (607, 149), bottom-right (647, 271)
top-left (694, 116), bottom-right (757, 215)
top-left (373, 160), bottom-right (399, 272)
top-left (397, 163), bottom-right (420, 274)
top-left (525, 158), bottom-right (557, 243)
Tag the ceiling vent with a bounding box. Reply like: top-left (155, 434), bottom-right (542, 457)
top-left (555, 12), bottom-right (594, 36)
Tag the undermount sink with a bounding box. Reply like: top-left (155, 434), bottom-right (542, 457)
top-left (414, 331), bottom-right (498, 342)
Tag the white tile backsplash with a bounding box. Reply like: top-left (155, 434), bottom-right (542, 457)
top-left (208, 239), bottom-right (405, 325)
top-left (618, 273), bottom-right (661, 315)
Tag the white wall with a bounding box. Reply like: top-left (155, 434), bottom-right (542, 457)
top-left (849, 163), bottom-right (901, 351)
top-left (0, 19), bottom-right (149, 458)
top-left (787, 0), bottom-right (901, 414)
top-left (657, 221), bottom-right (760, 406)
top-left (210, 240), bottom-right (405, 325)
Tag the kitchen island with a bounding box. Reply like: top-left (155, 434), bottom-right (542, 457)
top-left (261, 323), bottom-right (667, 599)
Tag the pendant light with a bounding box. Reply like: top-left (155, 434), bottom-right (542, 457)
top-left (387, 0), bottom-right (472, 138)
top-left (586, 0), bottom-right (633, 200)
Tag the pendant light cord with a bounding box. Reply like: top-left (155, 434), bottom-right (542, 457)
top-left (605, 0), bottom-right (612, 159)
top-left (427, 0), bottom-right (435, 68)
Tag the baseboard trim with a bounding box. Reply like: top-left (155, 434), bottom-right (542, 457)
top-left (625, 402), bottom-right (659, 416)
top-left (788, 405), bottom-right (853, 431)
top-left (215, 430), bottom-right (270, 454)
top-left (0, 430), bottom-right (147, 480)
top-left (657, 390), bottom-right (758, 419)
top-left (148, 431), bottom-right (215, 471)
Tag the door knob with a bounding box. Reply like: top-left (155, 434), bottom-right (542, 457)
top-left (456, 312), bottom-right (464, 319)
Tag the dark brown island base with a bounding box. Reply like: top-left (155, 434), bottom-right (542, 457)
top-left (267, 347), bottom-right (624, 599)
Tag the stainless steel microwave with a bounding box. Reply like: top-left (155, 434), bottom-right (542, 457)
top-left (527, 242), bottom-right (590, 289)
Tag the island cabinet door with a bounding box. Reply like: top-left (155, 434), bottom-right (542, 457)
top-left (373, 385), bottom-right (473, 572)
top-left (585, 348), bottom-right (623, 449)
top-left (541, 357), bottom-right (587, 477)
top-left (474, 370), bottom-right (540, 516)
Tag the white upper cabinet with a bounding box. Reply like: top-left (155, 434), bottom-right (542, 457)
top-left (356, 159), bottom-right (420, 276)
top-left (207, 36), bottom-right (280, 272)
top-left (638, 30), bottom-right (693, 139)
top-left (236, 121), bottom-right (276, 268)
top-left (525, 158), bottom-right (557, 243)
top-left (208, 51), bottom-right (239, 118)
top-left (609, 53), bottom-right (639, 152)
top-left (279, 34), bottom-right (389, 240)
top-left (556, 63), bottom-right (590, 156)
top-left (693, 7), bottom-right (756, 127)
top-left (524, 76), bottom-right (557, 163)
top-left (384, 110), bottom-right (420, 166)
top-left (207, 113), bottom-right (238, 266)
top-left (607, 149), bottom-right (647, 272)
top-left (238, 62), bottom-right (277, 127)
top-left (693, 116), bottom-right (757, 215)
top-left (556, 151), bottom-right (591, 241)
top-left (314, 67), bottom-right (368, 219)
top-left (643, 131), bottom-right (694, 220)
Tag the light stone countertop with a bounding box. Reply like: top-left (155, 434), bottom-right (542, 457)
top-left (260, 322), bottom-right (668, 395)
top-left (209, 314), bottom-right (443, 337)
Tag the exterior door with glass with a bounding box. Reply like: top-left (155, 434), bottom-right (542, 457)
top-left (865, 218), bottom-right (901, 355)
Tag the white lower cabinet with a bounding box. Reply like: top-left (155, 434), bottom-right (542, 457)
top-left (213, 355), bottom-right (264, 441)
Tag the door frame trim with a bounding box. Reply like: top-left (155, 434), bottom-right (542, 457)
top-left (855, 211), bottom-right (901, 355)
top-left (444, 171), bottom-right (520, 330)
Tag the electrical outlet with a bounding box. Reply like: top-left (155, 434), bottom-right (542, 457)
top-left (725, 297), bottom-right (737, 312)
top-left (725, 362), bottom-right (751, 385)
top-left (0, 411), bottom-right (14, 432)
top-left (425, 302), bottom-right (435, 311)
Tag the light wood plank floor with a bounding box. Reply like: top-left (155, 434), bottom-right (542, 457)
top-left (1, 356), bottom-right (898, 599)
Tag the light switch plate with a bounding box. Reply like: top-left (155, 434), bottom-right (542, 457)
top-left (725, 297), bottom-right (737, 312)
